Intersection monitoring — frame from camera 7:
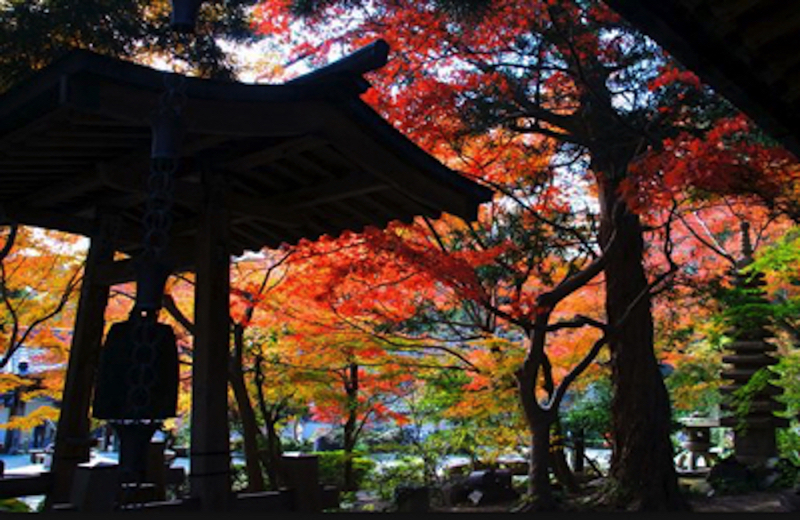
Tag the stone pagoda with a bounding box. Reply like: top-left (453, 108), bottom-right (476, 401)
top-left (719, 223), bottom-right (789, 466)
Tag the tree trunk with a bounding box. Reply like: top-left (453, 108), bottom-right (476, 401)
top-left (516, 355), bottom-right (557, 511)
top-left (229, 325), bottom-right (265, 492)
top-left (570, 427), bottom-right (586, 474)
top-left (598, 179), bottom-right (687, 511)
top-left (342, 362), bottom-right (359, 492)
top-left (551, 420), bottom-right (578, 493)
top-left (528, 416), bottom-right (557, 511)
top-left (252, 353), bottom-right (285, 490)
top-left (262, 418), bottom-right (284, 490)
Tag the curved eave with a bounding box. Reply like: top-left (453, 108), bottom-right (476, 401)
top-left (0, 48), bottom-right (493, 272)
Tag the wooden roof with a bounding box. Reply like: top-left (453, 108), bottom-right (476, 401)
top-left (605, 0), bottom-right (800, 158)
top-left (0, 40), bottom-right (492, 273)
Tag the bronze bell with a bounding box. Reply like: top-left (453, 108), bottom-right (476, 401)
top-left (170, 0), bottom-right (205, 33)
top-left (92, 312), bottom-right (179, 421)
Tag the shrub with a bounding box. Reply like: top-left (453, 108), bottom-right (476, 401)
top-left (361, 456), bottom-right (426, 502)
top-left (314, 450), bottom-right (376, 490)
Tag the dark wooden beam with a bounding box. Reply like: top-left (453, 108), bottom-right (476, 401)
top-left (220, 134), bottom-right (326, 170)
top-left (62, 73), bottom-right (329, 137)
top-left (94, 235), bottom-right (198, 285)
top-left (3, 206), bottom-right (144, 247)
top-left (0, 105), bottom-right (72, 153)
top-left (0, 473), bottom-right (52, 499)
top-left (45, 213), bottom-right (117, 508)
top-left (603, 0), bottom-right (800, 158)
top-left (189, 171), bottom-right (232, 511)
top-left (228, 170), bottom-right (387, 214)
top-left (16, 170), bottom-right (106, 209)
top-left (3, 207), bottom-right (94, 236)
top-left (287, 38), bottom-right (389, 94)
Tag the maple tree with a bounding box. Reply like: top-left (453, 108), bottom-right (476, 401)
top-left (250, 0), bottom-right (800, 509)
top-left (653, 201), bottom-right (790, 409)
top-left (226, 250), bottom-right (314, 492)
top-left (252, 0), bottom-right (686, 509)
top-left (259, 165), bottom-right (623, 507)
top-left (268, 241), bottom-right (431, 492)
top-left (635, 65), bottom-right (799, 423)
top-left (0, 227), bottom-right (84, 451)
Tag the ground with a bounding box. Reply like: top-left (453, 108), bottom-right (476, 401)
top-left (424, 490), bottom-right (790, 513)
top-left (688, 491), bottom-right (787, 513)
top-left (352, 475), bottom-right (796, 513)
top-left (2, 452), bottom-right (795, 513)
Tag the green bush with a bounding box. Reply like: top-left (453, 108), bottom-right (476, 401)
top-left (777, 427), bottom-right (800, 467)
top-left (768, 458), bottom-right (800, 489)
top-left (230, 461), bottom-right (249, 492)
top-left (361, 456), bottom-right (426, 502)
top-left (281, 436), bottom-right (314, 453)
top-left (562, 379), bottom-right (612, 448)
top-left (314, 450), bottom-right (376, 490)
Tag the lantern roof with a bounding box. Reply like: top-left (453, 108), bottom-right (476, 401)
top-left (0, 40), bottom-right (492, 276)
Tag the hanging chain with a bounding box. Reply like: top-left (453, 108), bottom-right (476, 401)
top-left (116, 72), bottom-right (185, 510)
top-left (124, 72), bottom-right (185, 422)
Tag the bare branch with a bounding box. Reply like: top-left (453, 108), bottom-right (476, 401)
top-left (546, 314), bottom-right (607, 333)
top-left (678, 211), bottom-right (736, 266)
top-left (548, 332), bottom-right (608, 412)
top-left (162, 293), bottom-right (196, 336)
top-left (0, 223), bottom-right (18, 263)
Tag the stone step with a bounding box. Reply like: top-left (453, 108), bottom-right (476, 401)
top-left (722, 353), bottom-right (779, 366)
top-left (724, 340), bottom-right (777, 353)
top-left (721, 368), bottom-right (767, 381)
top-left (720, 400), bottom-right (787, 413)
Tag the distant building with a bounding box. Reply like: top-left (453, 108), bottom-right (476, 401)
top-left (1, 334), bottom-right (67, 453)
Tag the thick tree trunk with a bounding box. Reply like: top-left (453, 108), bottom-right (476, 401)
top-left (516, 354), bottom-right (558, 511)
top-left (598, 179), bottom-right (687, 511)
top-left (528, 418), bottom-right (557, 510)
top-left (229, 371), bottom-right (265, 492)
top-left (342, 431), bottom-right (356, 492)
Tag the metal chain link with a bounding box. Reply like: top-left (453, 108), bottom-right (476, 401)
top-left (114, 72), bottom-right (185, 510)
top-left (124, 71), bottom-right (184, 422)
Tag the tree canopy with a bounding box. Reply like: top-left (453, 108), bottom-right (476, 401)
top-left (0, 0), bottom-right (259, 92)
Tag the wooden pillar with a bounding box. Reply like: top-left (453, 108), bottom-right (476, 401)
top-left (189, 171), bottom-right (231, 510)
top-left (46, 213), bottom-right (117, 507)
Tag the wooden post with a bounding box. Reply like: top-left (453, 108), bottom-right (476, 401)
top-left (189, 171), bottom-right (231, 510)
top-left (281, 453), bottom-right (322, 512)
top-left (46, 213), bottom-right (117, 508)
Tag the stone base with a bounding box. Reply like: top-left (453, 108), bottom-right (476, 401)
top-left (734, 429), bottom-right (778, 467)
